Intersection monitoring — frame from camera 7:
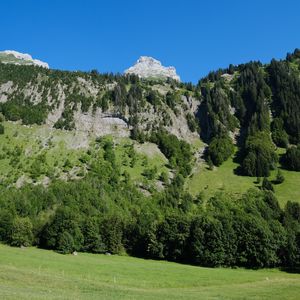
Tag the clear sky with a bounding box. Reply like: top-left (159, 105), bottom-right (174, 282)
top-left (1, 0), bottom-right (300, 82)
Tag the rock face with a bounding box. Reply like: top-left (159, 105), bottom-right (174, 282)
top-left (125, 56), bottom-right (180, 81)
top-left (0, 50), bottom-right (49, 68)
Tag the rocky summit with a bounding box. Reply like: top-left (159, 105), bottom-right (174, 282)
top-left (0, 50), bottom-right (49, 68)
top-left (124, 56), bottom-right (180, 81)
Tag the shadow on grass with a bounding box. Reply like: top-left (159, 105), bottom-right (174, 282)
top-left (280, 267), bottom-right (300, 274)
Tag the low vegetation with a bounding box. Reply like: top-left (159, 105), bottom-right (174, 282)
top-left (1, 244), bottom-right (300, 300)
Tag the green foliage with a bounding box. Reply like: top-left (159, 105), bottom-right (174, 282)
top-left (0, 99), bottom-right (48, 125)
top-left (262, 177), bottom-right (274, 192)
top-left (207, 136), bottom-right (234, 166)
top-left (146, 90), bottom-right (161, 106)
top-left (282, 201), bottom-right (300, 268)
top-left (186, 112), bottom-right (199, 133)
top-left (276, 169), bottom-right (285, 184)
top-left (0, 164), bottom-right (298, 269)
top-left (242, 131), bottom-right (278, 177)
top-left (235, 62), bottom-right (271, 133)
top-left (198, 83), bottom-right (237, 141)
top-left (82, 217), bottom-right (106, 253)
top-left (0, 112), bottom-right (5, 122)
top-left (143, 166), bottom-right (157, 180)
top-left (160, 171), bottom-right (169, 184)
top-left (0, 123), bottom-right (4, 134)
top-left (282, 145), bottom-right (300, 171)
top-left (268, 59), bottom-right (300, 144)
top-left (151, 130), bottom-right (193, 177)
top-left (54, 107), bottom-right (75, 130)
top-left (10, 217), bottom-right (33, 247)
top-left (271, 118), bottom-right (289, 148)
top-left (57, 231), bottom-right (75, 254)
top-left (165, 91), bottom-right (181, 112)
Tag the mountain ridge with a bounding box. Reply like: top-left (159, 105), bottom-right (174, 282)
top-left (0, 50), bottom-right (49, 68)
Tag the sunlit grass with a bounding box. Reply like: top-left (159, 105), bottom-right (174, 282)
top-left (0, 244), bottom-right (299, 299)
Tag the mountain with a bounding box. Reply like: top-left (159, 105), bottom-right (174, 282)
top-left (0, 50), bottom-right (49, 68)
top-left (0, 59), bottom-right (197, 141)
top-left (0, 49), bottom-right (300, 270)
top-left (125, 56), bottom-right (180, 81)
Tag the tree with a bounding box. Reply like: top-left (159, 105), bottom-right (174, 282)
top-left (155, 214), bottom-right (190, 262)
top-left (0, 124), bottom-right (4, 134)
top-left (207, 136), bottom-right (234, 166)
top-left (82, 217), bottom-right (106, 253)
top-left (282, 201), bottom-right (300, 268)
top-left (276, 170), bottom-right (285, 184)
top-left (10, 217), bottom-right (33, 247)
top-left (271, 118), bottom-right (289, 148)
top-left (101, 214), bottom-right (124, 254)
top-left (57, 231), bottom-right (75, 254)
top-left (0, 210), bottom-right (14, 242)
top-left (282, 146), bottom-right (300, 171)
top-left (41, 207), bottom-right (84, 251)
top-left (186, 113), bottom-right (199, 133)
top-left (262, 177), bottom-right (274, 192)
top-left (242, 131), bottom-right (278, 177)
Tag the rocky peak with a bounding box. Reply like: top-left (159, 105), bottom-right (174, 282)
top-left (125, 56), bottom-right (180, 81)
top-left (0, 50), bottom-right (49, 68)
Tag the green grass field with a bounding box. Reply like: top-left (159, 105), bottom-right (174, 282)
top-left (0, 244), bottom-right (299, 299)
top-left (186, 148), bottom-right (300, 206)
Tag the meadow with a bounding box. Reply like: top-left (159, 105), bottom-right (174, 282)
top-left (187, 146), bottom-right (300, 206)
top-left (0, 244), bottom-right (299, 300)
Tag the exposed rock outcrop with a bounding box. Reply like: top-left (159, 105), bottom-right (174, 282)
top-left (0, 50), bottom-right (49, 68)
top-left (125, 56), bottom-right (180, 81)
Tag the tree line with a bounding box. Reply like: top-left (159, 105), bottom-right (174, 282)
top-left (0, 141), bottom-right (299, 270)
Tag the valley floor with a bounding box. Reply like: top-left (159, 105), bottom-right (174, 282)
top-left (0, 244), bottom-right (299, 299)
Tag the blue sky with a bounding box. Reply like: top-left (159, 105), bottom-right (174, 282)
top-left (1, 0), bottom-right (300, 82)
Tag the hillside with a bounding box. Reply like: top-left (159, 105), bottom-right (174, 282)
top-left (0, 244), bottom-right (299, 300)
top-left (0, 50), bottom-right (300, 270)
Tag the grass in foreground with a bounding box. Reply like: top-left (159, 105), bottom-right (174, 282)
top-left (0, 244), bottom-right (299, 299)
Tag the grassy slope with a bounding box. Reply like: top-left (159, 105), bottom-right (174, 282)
top-left (0, 122), bottom-right (168, 188)
top-left (186, 147), bottom-right (300, 206)
top-left (0, 244), bottom-right (299, 300)
top-left (0, 121), bottom-right (88, 185)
